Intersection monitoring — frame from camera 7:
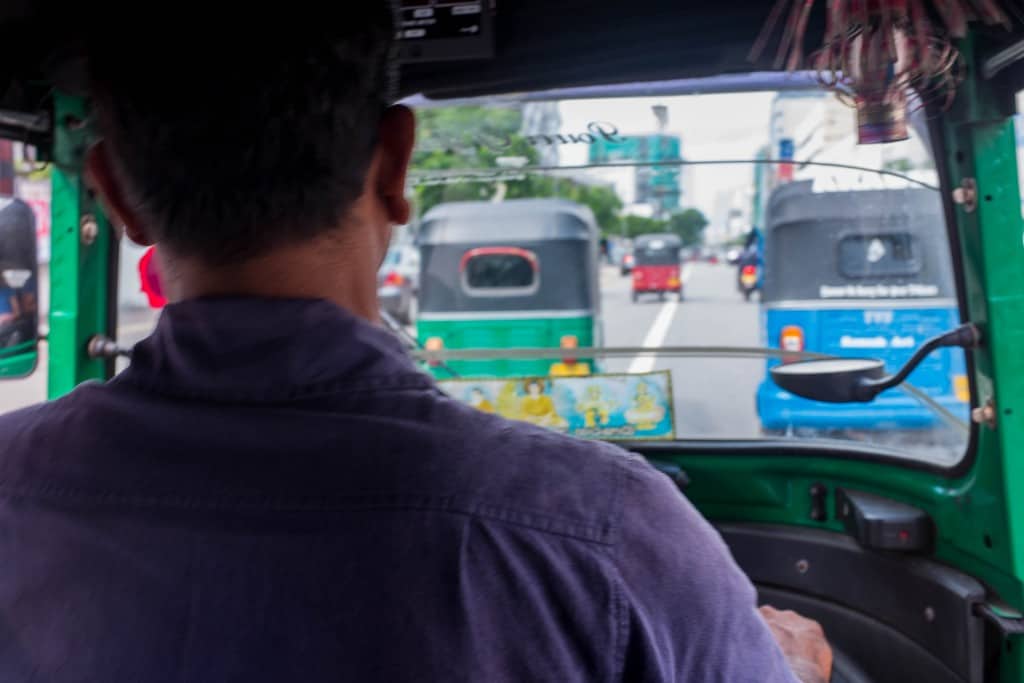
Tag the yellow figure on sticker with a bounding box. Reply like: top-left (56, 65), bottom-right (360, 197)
top-left (576, 384), bottom-right (614, 428)
top-left (468, 387), bottom-right (495, 414)
top-left (520, 378), bottom-right (568, 430)
top-left (497, 381), bottom-right (522, 420)
top-left (625, 381), bottom-right (665, 431)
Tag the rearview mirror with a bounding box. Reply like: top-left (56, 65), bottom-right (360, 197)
top-left (770, 324), bottom-right (980, 403)
top-left (771, 358), bottom-right (886, 403)
top-left (0, 198), bottom-right (40, 378)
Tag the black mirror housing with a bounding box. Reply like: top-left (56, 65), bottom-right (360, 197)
top-left (770, 358), bottom-right (887, 403)
top-left (0, 198), bottom-right (40, 379)
top-left (770, 324), bottom-right (981, 404)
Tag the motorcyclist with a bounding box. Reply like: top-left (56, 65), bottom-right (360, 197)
top-left (737, 226), bottom-right (764, 295)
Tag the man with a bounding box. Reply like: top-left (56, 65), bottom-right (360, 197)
top-left (0, 7), bottom-right (831, 682)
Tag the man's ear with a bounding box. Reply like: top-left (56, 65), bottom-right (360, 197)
top-left (375, 105), bottom-right (416, 226)
top-left (85, 141), bottom-right (154, 246)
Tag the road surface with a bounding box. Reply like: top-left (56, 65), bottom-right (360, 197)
top-left (599, 262), bottom-right (763, 438)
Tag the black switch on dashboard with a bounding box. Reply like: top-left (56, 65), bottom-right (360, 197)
top-left (809, 483), bottom-right (828, 522)
top-left (835, 488), bottom-right (933, 553)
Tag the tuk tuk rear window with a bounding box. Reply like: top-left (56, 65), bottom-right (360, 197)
top-left (461, 249), bottom-right (539, 295)
top-left (636, 244), bottom-right (679, 266)
top-left (839, 234), bottom-right (921, 278)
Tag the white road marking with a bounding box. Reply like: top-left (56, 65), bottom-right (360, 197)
top-left (628, 299), bottom-right (678, 373)
top-left (625, 263), bottom-right (692, 374)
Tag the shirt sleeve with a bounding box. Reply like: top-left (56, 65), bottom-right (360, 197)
top-left (611, 454), bottom-right (800, 683)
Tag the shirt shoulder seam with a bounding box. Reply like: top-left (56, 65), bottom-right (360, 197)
top-left (0, 483), bottom-right (617, 546)
top-left (111, 371), bottom-right (439, 404)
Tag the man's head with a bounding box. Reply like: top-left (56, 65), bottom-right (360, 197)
top-left (85, 5), bottom-right (414, 284)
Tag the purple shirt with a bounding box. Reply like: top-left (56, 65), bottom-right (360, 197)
top-left (0, 297), bottom-right (797, 682)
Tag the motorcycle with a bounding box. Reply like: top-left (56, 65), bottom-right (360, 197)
top-left (738, 263), bottom-right (760, 301)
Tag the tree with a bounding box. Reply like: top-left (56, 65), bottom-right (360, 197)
top-left (568, 183), bottom-right (623, 236)
top-left (509, 177), bottom-right (623, 235)
top-left (667, 208), bottom-right (709, 246)
top-left (622, 214), bottom-right (666, 239)
top-left (410, 106), bottom-right (625, 235)
top-left (619, 208), bottom-right (709, 243)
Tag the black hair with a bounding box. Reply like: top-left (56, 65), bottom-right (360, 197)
top-left (87, 5), bottom-right (396, 264)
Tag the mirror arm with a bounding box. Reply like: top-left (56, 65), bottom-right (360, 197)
top-left (855, 323), bottom-right (981, 400)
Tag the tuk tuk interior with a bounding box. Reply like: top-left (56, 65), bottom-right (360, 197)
top-left (2, 2), bottom-right (1024, 682)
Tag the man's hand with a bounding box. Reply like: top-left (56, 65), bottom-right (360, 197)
top-left (759, 605), bottom-right (833, 683)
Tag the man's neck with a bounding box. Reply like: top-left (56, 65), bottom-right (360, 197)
top-left (161, 234), bottom-right (382, 323)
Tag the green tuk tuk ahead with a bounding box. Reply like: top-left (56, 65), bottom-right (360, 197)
top-left (416, 199), bottom-right (602, 378)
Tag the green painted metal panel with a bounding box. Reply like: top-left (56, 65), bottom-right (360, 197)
top-left (418, 316), bottom-right (594, 377)
top-left (47, 93), bottom-right (113, 399)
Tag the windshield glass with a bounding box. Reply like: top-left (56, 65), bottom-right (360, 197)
top-left (382, 249), bottom-right (402, 267)
top-left (405, 83), bottom-right (969, 467)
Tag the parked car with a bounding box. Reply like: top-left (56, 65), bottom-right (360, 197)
top-left (377, 244), bottom-right (420, 324)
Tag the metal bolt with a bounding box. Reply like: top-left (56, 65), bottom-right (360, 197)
top-left (80, 215), bottom-right (98, 246)
top-left (924, 606), bottom-right (936, 622)
top-left (87, 335), bottom-right (132, 360)
top-left (972, 400), bottom-right (997, 429)
top-left (952, 178), bottom-right (977, 212)
top-left (795, 559), bottom-right (810, 574)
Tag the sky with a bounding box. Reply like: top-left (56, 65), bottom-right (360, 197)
top-left (556, 93), bottom-right (776, 216)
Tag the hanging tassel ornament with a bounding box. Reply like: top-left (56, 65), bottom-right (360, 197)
top-left (750, 0), bottom-right (1013, 144)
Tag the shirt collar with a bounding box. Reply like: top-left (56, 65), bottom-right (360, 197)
top-left (116, 296), bottom-right (431, 402)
